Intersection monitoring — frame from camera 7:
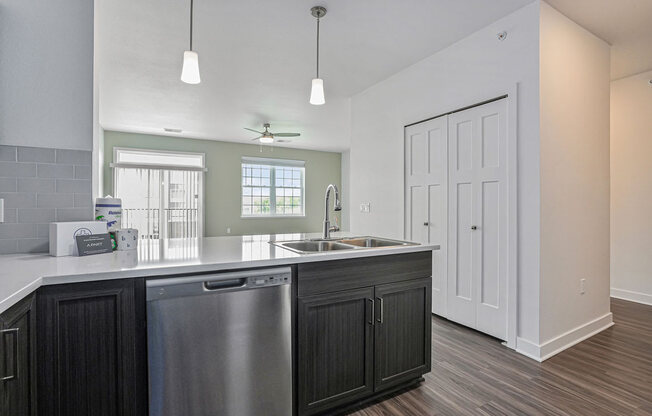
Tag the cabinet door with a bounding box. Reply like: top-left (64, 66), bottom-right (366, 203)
top-left (374, 278), bottom-right (431, 391)
top-left (298, 288), bottom-right (375, 415)
top-left (1, 294), bottom-right (35, 416)
top-left (36, 279), bottom-right (146, 416)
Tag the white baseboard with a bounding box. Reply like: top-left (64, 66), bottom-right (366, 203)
top-left (515, 337), bottom-right (542, 361)
top-left (538, 313), bottom-right (613, 361)
top-left (611, 288), bottom-right (652, 306)
top-left (515, 312), bottom-right (614, 362)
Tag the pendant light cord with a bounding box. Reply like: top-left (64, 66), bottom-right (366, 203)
top-left (316, 17), bottom-right (320, 78)
top-left (189, 0), bottom-right (194, 51)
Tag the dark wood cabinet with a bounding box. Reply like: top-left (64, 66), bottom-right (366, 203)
top-left (374, 278), bottom-right (431, 390)
top-left (297, 252), bottom-right (433, 415)
top-left (36, 279), bottom-right (147, 416)
top-left (1, 293), bottom-right (35, 416)
top-left (297, 288), bottom-right (375, 415)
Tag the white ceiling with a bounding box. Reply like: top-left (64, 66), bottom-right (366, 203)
top-left (97, 0), bottom-right (534, 152)
top-left (546, 0), bottom-right (652, 80)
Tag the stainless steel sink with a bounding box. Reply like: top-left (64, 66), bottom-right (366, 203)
top-left (275, 240), bottom-right (357, 254)
top-left (271, 236), bottom-right (418, 254)
top-left (339, 237), bottom-right (418, 248)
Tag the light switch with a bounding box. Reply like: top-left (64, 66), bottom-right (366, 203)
top-left (359, 202), bottom-right (371, 213)
top-left (0, 198), bottom-right (4, 223)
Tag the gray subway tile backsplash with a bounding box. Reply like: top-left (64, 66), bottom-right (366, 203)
top-left (0, 223), bottom-right (38, 239)
top-left (37, 193), bottom-right (73, 208)
top-left (0, 239), bottom-right (17, 254)
top-left (0, 161), bottom-right (36, 177)
top-left (2, 208), bottom-right (17, 223)
top-left (74, 193), bottom-right (93, 207)
top-left (0, 192), bottom-right (36, 208)
top-left (17, 178), bottom-right (55, 193)
top-left (17, 238), bottom-right (49, 253)
top-left (0, 145), bottom-right (92, 254)
top-left (56, 149), bottom-right (91, 165)
top-left (0, 146), bottom-right (17, 162)
top-left (74, 165), bottom-right (91, 179)
top-left (17, 147), bottom-right (56, 163)
top-left (56, 207), bottom-right (92, 222)
top-left (56, 179), bottom-right (91, 194)
top-left (0, 178), bottom-right (17, 192)
top-left (37, 223), bottom-right (50, 238)
top-left (17, 208), bottom-right (56, 223)
top-left (37, 163), bottom-right (74, 178)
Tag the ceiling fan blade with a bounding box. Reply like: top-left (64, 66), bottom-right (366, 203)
top-left (251, 136), bottom-right (263, 141)
top-left (244, 128), bottom-right (263, 134)
top-left (273, 133), bottom-right (300, 137)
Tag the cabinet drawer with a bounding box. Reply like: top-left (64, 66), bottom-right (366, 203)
top-left (297, 251), bottom-right (431, 297)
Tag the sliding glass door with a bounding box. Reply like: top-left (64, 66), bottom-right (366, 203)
top-left (112, 148), bottom-right (205, 240)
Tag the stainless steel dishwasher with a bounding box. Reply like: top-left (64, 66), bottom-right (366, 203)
top-left (146, 267), bottom-right (292, 416)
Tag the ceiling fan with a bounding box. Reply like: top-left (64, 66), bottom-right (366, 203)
top-left (244, 123), bottom-right (300, 144)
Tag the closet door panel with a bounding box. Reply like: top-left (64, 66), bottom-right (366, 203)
top-left (405, 116), bottom-right (448, 316)
top-left (475, 100), bottom-right (509, 340)
top-left (447, 114), bottom-right (476, 328)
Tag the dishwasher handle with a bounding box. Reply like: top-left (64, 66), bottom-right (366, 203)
top-left (146, 266), bottom-right (292, 301)
top-left (204, 278), bottom-right (246, 291)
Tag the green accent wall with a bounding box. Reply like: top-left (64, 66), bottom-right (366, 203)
top-left (103, 131), bottom-right (341, 237)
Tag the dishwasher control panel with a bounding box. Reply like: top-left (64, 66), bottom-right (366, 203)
top-left (248, 272), bottom-right (291, 288)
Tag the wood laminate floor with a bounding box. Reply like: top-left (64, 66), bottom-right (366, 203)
top-left (346, 298), bottom-right (652, 416)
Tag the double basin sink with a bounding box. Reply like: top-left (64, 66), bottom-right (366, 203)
top-left (271, 236), bottom-right (417, 254)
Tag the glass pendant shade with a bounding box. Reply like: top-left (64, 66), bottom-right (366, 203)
top-left (310, 78), bottom-right (325, 105)
top-left (181, 51), bottom-right (201, 84)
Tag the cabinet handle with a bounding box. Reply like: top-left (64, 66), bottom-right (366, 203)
top-left (1, 328), bottom-right (19, 382)
top-left (366, 298), bottom-right (374, 325)
top-left (376, 297), bottom-right (384, 324)
top-left (471, 226), bottom-right (478, 230)
top-left (423, 222), bottom-right (429, 226)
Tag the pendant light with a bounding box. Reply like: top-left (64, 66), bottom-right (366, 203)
top-left (309, 6), bottom-right (327, 105)
top-left (181, 0), bottom-right (201, 84)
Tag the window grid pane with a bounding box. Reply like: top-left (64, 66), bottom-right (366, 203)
top-left (242, 162), bottom-right (304, 217)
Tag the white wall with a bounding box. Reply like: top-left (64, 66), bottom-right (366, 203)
top-left (539, 2), bottom-right (612, 353)
top-left (340, 150), bottom-right (351, 231)
top-left (611, 70), bottom-right (652, 306)
top-left (349, 2), bottom-right (542, 345)
top-left (0, 0), bottom-right (94, 150)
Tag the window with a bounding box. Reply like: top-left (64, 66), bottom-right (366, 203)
top-left (112, 148), bottom-right (205, 239)
top-left (241, 157), bottom-right (305, 217)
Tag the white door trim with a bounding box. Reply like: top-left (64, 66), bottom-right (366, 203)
top-left (402, 84), bottom-right (518, 350)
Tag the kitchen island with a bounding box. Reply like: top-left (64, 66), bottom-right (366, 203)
top-left (0, 233), bottom-right (438, 415)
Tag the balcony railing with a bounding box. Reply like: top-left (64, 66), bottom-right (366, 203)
top-left (122, 208), bottom-right (198, 239)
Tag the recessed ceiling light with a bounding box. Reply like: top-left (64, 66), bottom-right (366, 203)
top-left (164, 128), bottom-right (183, 133)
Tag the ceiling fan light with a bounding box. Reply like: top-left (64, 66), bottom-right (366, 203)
top-left (181, 50), bottom-right (201, 84)
top-left (310, 78), bottom-right (325, 105)
top-left (259, 136), bottom-right (274, 144)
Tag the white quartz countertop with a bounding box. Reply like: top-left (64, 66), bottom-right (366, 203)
top-left (0, 233), bottom-right (438, 314)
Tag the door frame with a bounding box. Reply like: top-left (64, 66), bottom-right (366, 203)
top-left (402, 83), bottom-right (518, 349)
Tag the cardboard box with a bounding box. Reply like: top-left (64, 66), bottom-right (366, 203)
top-left (49, 221), bottom-right (109, 257)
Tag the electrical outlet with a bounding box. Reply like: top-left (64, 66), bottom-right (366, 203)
top-left (359, 202), bottom-right (371, 213)
top-left (226, 227), bottom-right (231, 234)
top-left (580, 278), bottom-right (586, 294)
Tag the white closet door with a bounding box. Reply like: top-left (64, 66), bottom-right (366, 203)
top-left (405, 116), bottom-right (447, 316)
top-left (447, 99), bottom-right (508, 340)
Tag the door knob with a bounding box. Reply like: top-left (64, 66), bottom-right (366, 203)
top-left (471, 226), bottom-right (477, 230)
